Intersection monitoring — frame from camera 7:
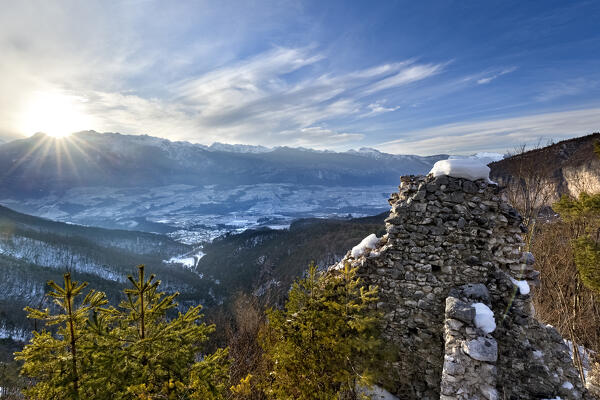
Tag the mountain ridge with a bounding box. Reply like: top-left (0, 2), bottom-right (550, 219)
top-left (0, 131), bottom-right (448, 197)
top-left (4, 130), bottom-right (446, 158)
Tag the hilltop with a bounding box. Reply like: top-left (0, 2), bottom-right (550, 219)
top-left (490, 132), bottom-right (600, 200)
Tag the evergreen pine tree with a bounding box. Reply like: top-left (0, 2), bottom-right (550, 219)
top-left (104, 265), bottom-right (228, 399)
top-left (262, 262), bottom-right (383, 400)
top-left (15, 273), bottom-right (107, 399)
top-left (553, 190), bottom-right (600, 294)
top-left (573, 236), bottom-right (600, 293)
top-left (553, 137), bottom-right (600, 296)
top-left (16, 265), bottom-right (230, 400)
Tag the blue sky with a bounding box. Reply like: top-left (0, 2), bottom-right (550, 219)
top-left (1, 0), bottom-right (599, 154)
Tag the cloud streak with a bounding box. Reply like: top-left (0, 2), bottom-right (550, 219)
top-left (364, 63), bottom-right (444, 94)
top-left (377, 107), bottom-right (600, 155)
top-left (477, 67), bottom-right (517, 85)
top-left (534, 78), bottom-right (597, 102)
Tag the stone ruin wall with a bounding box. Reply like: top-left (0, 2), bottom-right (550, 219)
top-left (336, 174), bottom-right (592, 400)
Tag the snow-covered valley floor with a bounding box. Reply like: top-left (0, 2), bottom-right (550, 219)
top-left (1, 183), bottom-right (393, 244)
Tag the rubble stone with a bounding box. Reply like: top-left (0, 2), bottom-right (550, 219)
top-left (331, 174), bottom-right (592, 399)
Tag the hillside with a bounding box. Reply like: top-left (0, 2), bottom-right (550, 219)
top-left (0, 199), bottom-right (388, 345)
top-left (0, 204), bottom-right (203, 341)
top-left (489, 132), bottom-right (600, 201)
top-left (196, 213), bottom-right (387, 302)
top-left (0, 205), bottom-right (186, 255)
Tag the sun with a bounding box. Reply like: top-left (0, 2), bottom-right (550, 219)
top-left (19, 90), bottom-right (93, 138)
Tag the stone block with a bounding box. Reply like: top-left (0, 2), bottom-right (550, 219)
top-left (463, 337), bottom-right (498, 362)
top-left (445, 297), bottom-right (476, 324)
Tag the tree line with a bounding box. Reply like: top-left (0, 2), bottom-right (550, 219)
top-left (6, 263), bottom-right (385, 399)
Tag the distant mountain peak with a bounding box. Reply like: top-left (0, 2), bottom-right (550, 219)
top-left (358, 147), bottom-right (382, 154)
top-left (208, 142), bottom-right (272, 154)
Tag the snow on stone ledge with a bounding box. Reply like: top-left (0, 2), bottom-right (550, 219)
top-left (562, 381), bottom-right (574, 390)
top-left (358, 385), bottom-right (399, 400)
top-left (473, 303), bottom-right (496, 334)
top-left (510, 277), bottom-right (530, 295)
top-left (351, 233), bottom-right (380, 258)
top-left (429, 158), bottom-right (495, 183)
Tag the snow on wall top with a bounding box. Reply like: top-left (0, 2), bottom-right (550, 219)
top-left (351, 234), bottom-right (380, 258)
top-left (429, 159), bottom-right (494, 183)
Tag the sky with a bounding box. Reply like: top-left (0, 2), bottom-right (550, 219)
top-left (1, 0), bottom-right (599, 155)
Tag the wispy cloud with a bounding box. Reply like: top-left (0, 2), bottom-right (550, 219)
top-left (280, 126), bottom-right (365, 147)
top-left (0, 0), bottom-right (447, 149)
top-left (73, 47), bottom-right (446, 148)
top-left (477, 67), bottom-right (517, 85)
top-left (1, 1), bottom-right (597, 154)
top-left (377, 107), bottom-right (600, 155)
top-left (363, 101), bottom-right (401, 117)
top-left (535, 78), bottom-right (597, 102)
top-left (364, 63), bottom-right (444, 94)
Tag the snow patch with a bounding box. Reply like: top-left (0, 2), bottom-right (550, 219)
top-left (429, 159), bottom-right (494, 183)
top-left (351, 234), bottom-right (380, 258)
top-left (0, 324), bottom-right (29, 342)
top-left (163, 250), bottom-right (205, 270)
top-left (331, 260), bottom-right (345, 271)
top-left (165, 256), bottom-right (196, 269)
top-left (208, 142), bottom-right (272, 153)
top-left (358, 385), bottom-right (399, 400)
top-left (562, 381), bottom-right (573, 390)
top-left (564, 340), bottom-right (593, 379)
top-left (510, 277), bottom-right (530, 295)
top-left (473, 303), bottom-right (496, 334)
top-left (474, 152), bottom-right (504, 162)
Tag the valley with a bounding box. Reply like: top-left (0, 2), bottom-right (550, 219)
top-left (0, 182), bottom-right (394, 243)
top-left (0, 130), bottom-right (444, 242)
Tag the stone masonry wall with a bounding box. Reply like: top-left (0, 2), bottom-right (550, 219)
top-left (334, 174), bottom-right (592, 399)
top-left (441, 284), bottom-right (498, 400)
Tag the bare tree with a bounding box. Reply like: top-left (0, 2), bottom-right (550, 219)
top-left (532, 218), bottom-right (600, 387)
top-left (227, 292), bottom-right (269, 400)
top-left (493, 141), bottom-right (556, 248)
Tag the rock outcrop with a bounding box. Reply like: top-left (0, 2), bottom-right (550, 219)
top-left (334, 173), bottom-right (592, 399)
top-left (489, 132), bottom-right (600, 202)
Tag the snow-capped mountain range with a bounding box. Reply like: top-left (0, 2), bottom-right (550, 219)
top-left (0, 131), bottom-right (448, 239)
top-left (0, 131), bottom-right (447, 191)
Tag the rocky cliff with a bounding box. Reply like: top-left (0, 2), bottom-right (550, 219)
top-left (334, 173), bottom-right (592, 399)
top-left (490, 132), bottom-right (600, 201)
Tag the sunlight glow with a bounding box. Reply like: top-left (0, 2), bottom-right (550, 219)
top-left (18, 91), bottom-right (93, 138)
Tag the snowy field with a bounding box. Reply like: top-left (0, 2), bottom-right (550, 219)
top-left (0, 183), bottom-right (393, 244)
